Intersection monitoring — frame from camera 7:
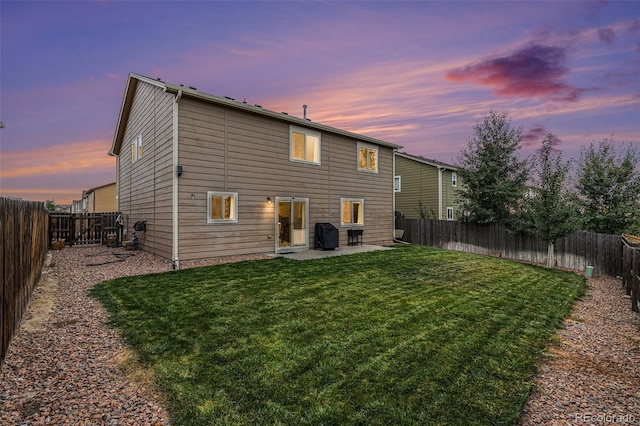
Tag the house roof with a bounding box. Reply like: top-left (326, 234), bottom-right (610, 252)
top-left (85, 182), bottom-right (116, 194)
top-left (109, 73), bottom-right (402, 156)
top-left (395, 151), bottom-right (458, 171)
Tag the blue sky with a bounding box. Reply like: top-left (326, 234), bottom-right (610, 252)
top-left (1, 1), bottom-right (638, 204)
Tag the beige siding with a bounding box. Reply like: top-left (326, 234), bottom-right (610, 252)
top-left (176, 98), bottom-right (394, 261)
top-left (116, 82), bottom-right (174, 258)
top-left (92, 183), bottom-right (117, 212)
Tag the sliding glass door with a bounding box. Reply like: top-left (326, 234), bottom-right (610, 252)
top-left (276, 197), bottom-right (308, 253)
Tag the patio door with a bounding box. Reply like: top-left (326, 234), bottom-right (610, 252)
top-left (276, 197), bottom-right (309, 253)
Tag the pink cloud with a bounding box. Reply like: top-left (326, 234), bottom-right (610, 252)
top-left (1, 140), bottom-right (114, 179)
top-left (0, 140), bottom-right (115, 204)
top-left (446, 44), bottom-right (589, 102)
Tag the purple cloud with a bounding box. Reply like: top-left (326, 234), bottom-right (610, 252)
top-left (597, 28), bottom-right (617, 44)
top-left (522, 125), bottom-right (563, 150)
top-left (446, 44), bottom-right (587, 101)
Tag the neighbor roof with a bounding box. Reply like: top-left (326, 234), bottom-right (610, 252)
top-left (109, 73), bottom-right (402, 156)
top-left (395, 151), bottom-right (458, 171)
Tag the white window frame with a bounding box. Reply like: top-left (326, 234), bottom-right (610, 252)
top-left (452, 172), bottom-right (457, 187)
top-left (131, 134), bottom-right (142, 163)
top-left (290, 126), bottom-right (321, 165)
top-left (341, 198), bottom-right (364, 226)
top-left (207, 191), bottom-right (238, 223)
top-left (357, 142), bottom-right (378, 173)
top-left (446, 207), bottom-right (454, 221)
top-left (394, 176), bottom-right (401, 192)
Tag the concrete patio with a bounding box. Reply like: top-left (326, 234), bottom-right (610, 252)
top-left (269, 244), bottom-right (395, 261)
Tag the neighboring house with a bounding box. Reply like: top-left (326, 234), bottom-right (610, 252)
top-left (85, 182), bottom-right (117, 213)
top-left (70, 182), bottom-right (117, 213)
top-left (70, 199), bottom-right (83, 213)
top-left (394, 152), bottom-right (461, 220)
top-left (108, 73), bottom-right (401, 267)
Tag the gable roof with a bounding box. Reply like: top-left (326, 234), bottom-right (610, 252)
top-left (85, 181), bottom-right (116, 195)
top-left (395, 151), bottom-right (458, 171)
top-left (109, 73), bottom-right (402, 156)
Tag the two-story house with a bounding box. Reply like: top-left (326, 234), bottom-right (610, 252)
top-left (394, 152), bottom-right (461, 220)
top-left (108, 73), bottom-right (401, 268)
top-left (71, 182), bottom-right (117, 213)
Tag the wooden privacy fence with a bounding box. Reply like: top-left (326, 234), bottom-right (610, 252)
top-left (398, 219), bottom-right (623, 277)
top-left (49, 212), bottom-right (121, 246)
top-left (622, 236), bottom-right (640, 312)
top-left (1, 198), bottom-right (49, 365)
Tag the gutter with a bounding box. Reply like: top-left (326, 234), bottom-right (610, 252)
top-left (172, 89), bottom-right (182, 269)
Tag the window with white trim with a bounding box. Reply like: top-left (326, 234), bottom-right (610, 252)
top-left (357, 142), bottom-right (378, 172)
top-left (394, 176), bottom-right (401, 192)
top-left (131, 134), bottom-right (142, 163)
top-left (341, 198), bottom-right (364, 226)
top-left (446, 207), bottom-right (454, 221)
top-left (290, 126), bottom-right (320, 165)
top-left (207, 192), bottom-right (238, 223)
top-left (452, 172), bottom-right (457, 187)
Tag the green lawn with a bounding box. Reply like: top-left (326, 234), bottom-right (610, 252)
top-left (91, 245), bottom-right (586, 425)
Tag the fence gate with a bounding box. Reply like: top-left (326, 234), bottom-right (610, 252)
top-left (49, 212), bottom-right (121, 246)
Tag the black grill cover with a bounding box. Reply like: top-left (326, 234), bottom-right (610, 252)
top-left (314, 223), bottom-right (339, 250)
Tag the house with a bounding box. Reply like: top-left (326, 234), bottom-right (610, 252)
top-left (86, 182), bottom-right (117, 213)
top-left (394, 152), bottom-right (461, 220)
top-left (70, 182), bottom-right (117, 213)
top-left (108, 73), bottom-right (401, 268)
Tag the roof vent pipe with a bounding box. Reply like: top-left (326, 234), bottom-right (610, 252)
top-left (303, 104), bottom-right (307, 120)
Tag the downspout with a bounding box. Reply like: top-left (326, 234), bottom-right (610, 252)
top-left (172, 89), bottom-right (182, 269)
top-left (438, 166), bottom-right (443, 220)
top-left (392, 148), bottom-right (397, 239)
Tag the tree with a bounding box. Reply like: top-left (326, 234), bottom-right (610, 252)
top-left (456, 110), bottom-right (530, 226)
top-left (44, 199), bottom-right (56, 212)
top-left (528, 134), bottom-right (580, 268)
top-left (576, 139), bottom-right (640, 235)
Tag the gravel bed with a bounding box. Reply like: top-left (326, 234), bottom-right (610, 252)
top-left (518, 275), bottom-right (640, 425)
top-left (2, 247), bottom-right (638, 425)
top-left (0, 246), bottom-right (268, 425)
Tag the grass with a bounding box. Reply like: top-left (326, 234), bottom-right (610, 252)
top-left (91, 245), bottom-right (586, 425)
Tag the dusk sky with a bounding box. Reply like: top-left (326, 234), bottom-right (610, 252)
top-left (1, 1), bottom-right (638, 205)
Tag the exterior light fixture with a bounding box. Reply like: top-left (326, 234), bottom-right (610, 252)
top-left (177, 165), bottom-right (183, 177)
top-left (267, 197), bottom-right (272, 203)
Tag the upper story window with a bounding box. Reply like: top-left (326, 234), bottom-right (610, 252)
top-left (207, 192), bottom-right (238, 223)
top-left (452, 171), bottom-right (457, 187)
top-left (357, 142), bottom-right (378, 173)
top-left (341, 198), bottom-right (364, 226)
top-left (290, 126), bottom-right (320, 165)
top-left (131, 134), bottom-right (142, 163)
top-left (394, 176), bottom-right (401, 192)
